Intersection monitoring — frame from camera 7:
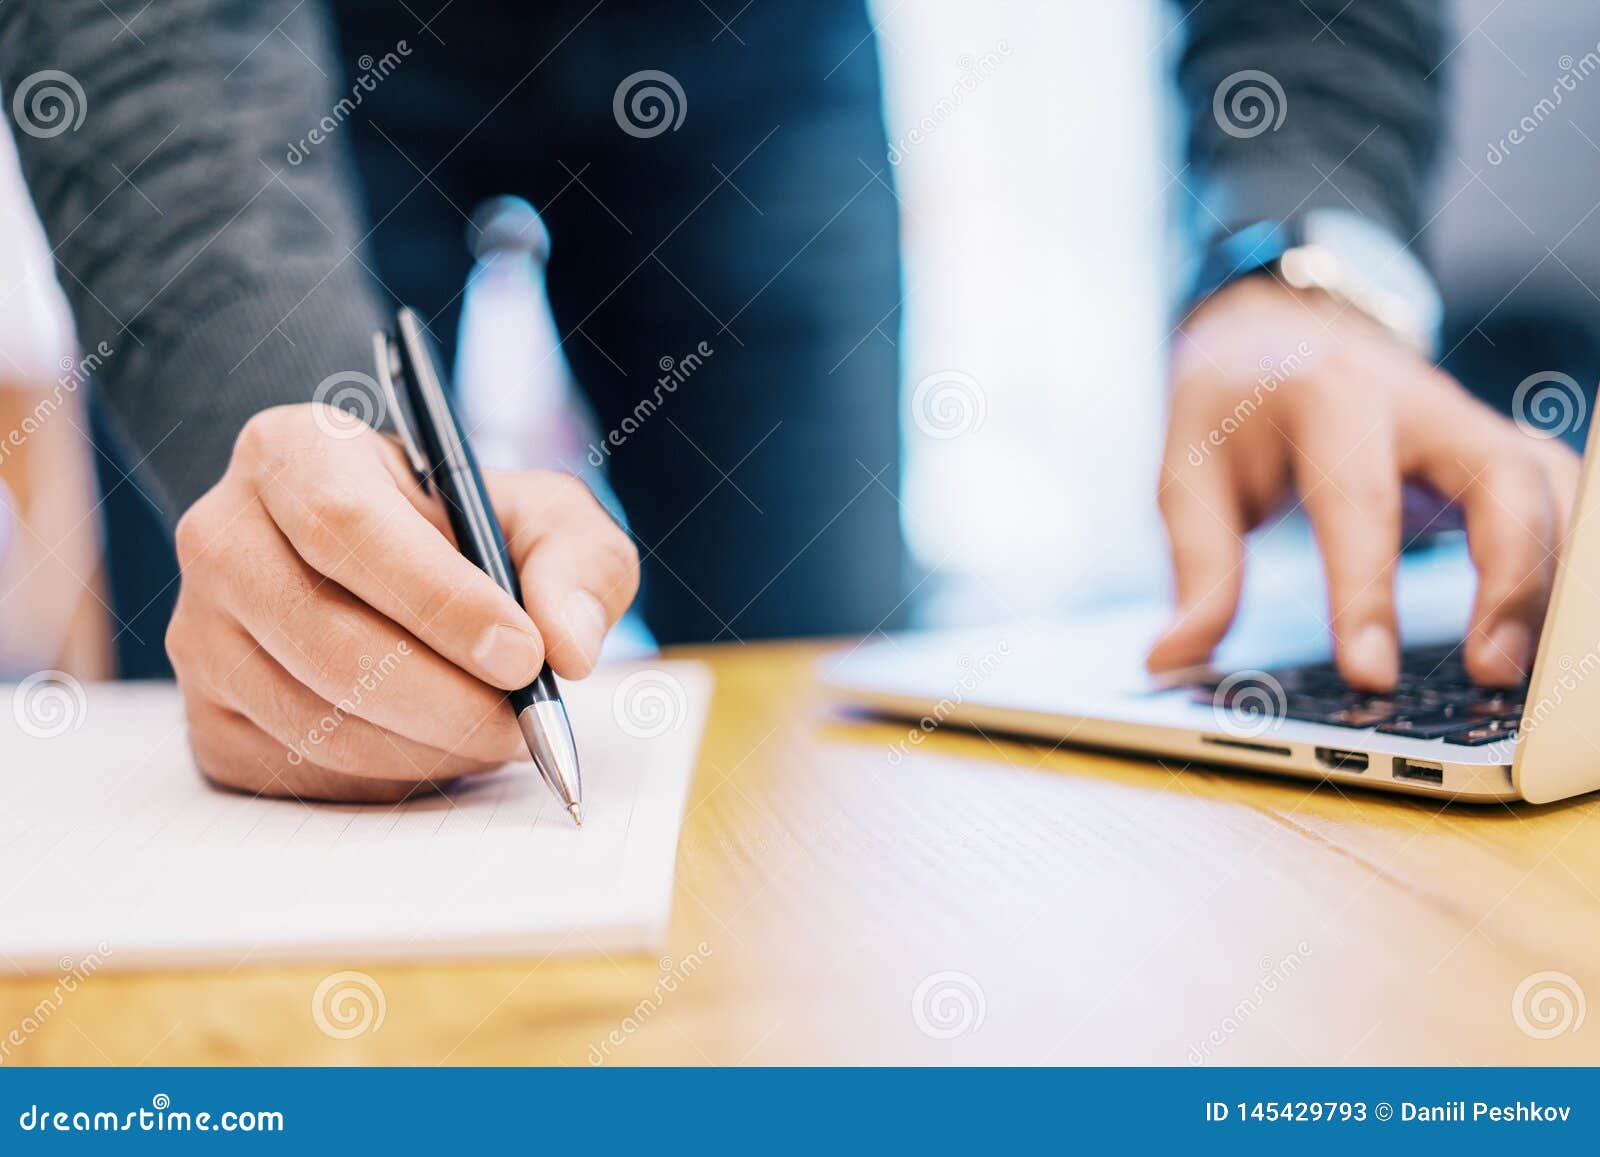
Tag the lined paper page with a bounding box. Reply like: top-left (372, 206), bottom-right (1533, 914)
top-left (0, 662), bottom-right (710, 973)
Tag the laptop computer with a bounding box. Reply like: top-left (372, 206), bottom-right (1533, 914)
top-left (824, 441), bottom-right (1600, 806)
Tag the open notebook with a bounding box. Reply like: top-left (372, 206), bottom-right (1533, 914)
top-left (0, 661), bottom-right (711, 974)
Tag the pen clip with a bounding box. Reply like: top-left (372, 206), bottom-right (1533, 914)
top-left (372, 330), bottom-right (434, 494)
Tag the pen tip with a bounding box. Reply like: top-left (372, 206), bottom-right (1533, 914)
top-left (567, 802), bottom-right (583, 827)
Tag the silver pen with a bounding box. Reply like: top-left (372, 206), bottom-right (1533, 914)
top-left (375, 307), bottom-right (584, 825)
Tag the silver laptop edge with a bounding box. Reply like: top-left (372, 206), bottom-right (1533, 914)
top-left (826, 421), bottom-right (1600, 806)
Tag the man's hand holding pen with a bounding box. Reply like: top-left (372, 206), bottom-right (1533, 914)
top-left (165, 402), bottom-right (639, 803)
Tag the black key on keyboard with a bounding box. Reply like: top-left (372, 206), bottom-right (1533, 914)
top-left (1413, 686), bottom-right (1485, 708)
top-left (1280, 695), bottom-right (1404, 727)
top-left (1399, 644), bottom-right (1468, 680)
top-left (1444, 718), bottom-right (1520, 747)
top-left (1468, 695), bottom-right (1523, 720)
top-left (1325, 703), bottom-right (1403, 727)
top-left (1373, 715), bottom-right (1481, 740)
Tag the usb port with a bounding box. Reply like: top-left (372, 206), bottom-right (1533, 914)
top-left (1315, 747), bottom-right (1368, 773)
top-left (1393, 758), bottom-right (1444, 786)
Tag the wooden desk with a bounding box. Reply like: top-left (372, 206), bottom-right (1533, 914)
top-left (4, 641), bottom-right (1597, 1065)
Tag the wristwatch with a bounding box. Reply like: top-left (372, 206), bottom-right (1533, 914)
top-left (1186, 208), bottom-right (1444, 357)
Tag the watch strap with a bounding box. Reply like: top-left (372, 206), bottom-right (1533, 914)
top-left (1184, 219), bottom-right (1302, 317)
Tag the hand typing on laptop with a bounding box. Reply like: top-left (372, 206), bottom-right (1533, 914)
top-left (164, 404), bottom-right (639, 802)
top-left (1148, 277), bottom-right (1581, 693)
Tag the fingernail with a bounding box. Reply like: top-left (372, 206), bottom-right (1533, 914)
top-left (562, 590), bottom-right (608, 674)
top-left (1345, 623), bottom-right (1399, 688)
top-left (474, 623), bottom-right (543, 687)
top-left (1488, 620), bottom-right (1534, 676)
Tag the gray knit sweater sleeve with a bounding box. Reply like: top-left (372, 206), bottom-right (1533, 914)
top-left (0, 0), bottom-right (387, 517)
top-left (1179, 0), bottom-right (1447, 244)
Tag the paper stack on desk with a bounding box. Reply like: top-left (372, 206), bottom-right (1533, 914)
top-left (0, 662), bottom-right (711, 974)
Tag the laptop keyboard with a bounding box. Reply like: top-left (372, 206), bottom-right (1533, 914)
top-left (1195, 643), bottom-right (1526, 747)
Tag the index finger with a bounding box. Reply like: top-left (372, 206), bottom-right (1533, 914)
top-left (257, 433), bottom-right (547, 691)
top-left (1147, 447), bottom-right (1249, 672)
